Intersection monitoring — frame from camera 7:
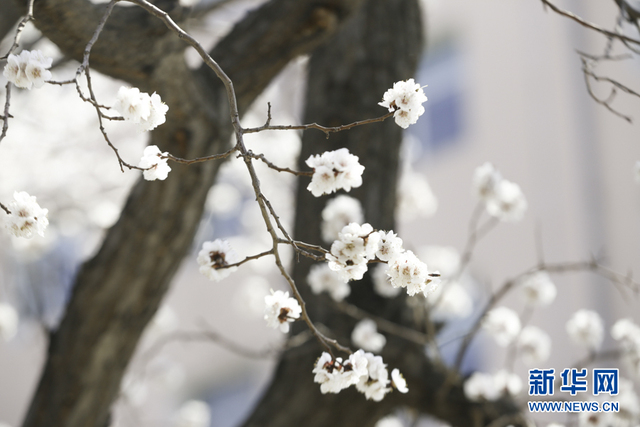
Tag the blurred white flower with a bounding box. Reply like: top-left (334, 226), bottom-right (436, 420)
top-left (464, 370), bottom-right (521, 401)
top-left (175, 400), bottom-right (211, 427)
top-left (233, 276), bottom-right (271, 317)
top-left (375, 416), bottom-right (404, 427)
top-left (372, 264), bottom-right (401, 298)
top-left (473, 162), bottom-right (502, 201)
top-left (264, 290), bottom-right (301, 333)
top-left (196, 239), bottom-right (239, 282)
top-left (351, 319), bottom-right (386, 353)
top-left (485, 179), bottom-right (527, 222)
top-left (4, 191), bottom-right (49, 238)
top-left (138, 145), bottom-right (171, 181)
top-left (397, 169), bottom-right (438, 221)
top-left (482, 306), bottom-right (521, 347)
top-left (307, 263), bottom-right (351, 302)
top-left (417, 246), bottom-right (460, 279)
top-left (635, 161), bottom-right (640, 184)
top-left (566, 309), bottom-right (604, 350)
top-left (391, 368), bottom-right (408, 393)
top-left (519, 272), bottom-right (556, 307)
top-left (430, 281), bottom-right (473, 321)
top-left (517, 326), bottom-right (551, 365)
top-left (0, 303), bottom-right (18, 341)
top-left (321, 195), bottom-right (364, 243)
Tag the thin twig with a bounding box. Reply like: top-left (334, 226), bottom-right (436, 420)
top-left (216, 249), bottom-right (274, 269)
top-left (243, 111), bottom-right (395, 138)
top-left (0, 0), bottom-right (35, 60)
top-left (246, 151), bottom-right (313, 176)
top-left (0, 202), bottom-right (10, 215)
top-left (163, 147), bottom-right (237, 165)
top-left (540, 0), bottom-right (640, 46)
top-left (0, 83), bottom-right (11, 144)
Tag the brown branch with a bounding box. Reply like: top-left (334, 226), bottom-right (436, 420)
top-left (0, 201), bottom-right (10, 215)
top-left (243, 110), bottom-right (395, 138)
top-left (163, 147), bottom-right (237, 165)
top-left (217, 249), bottom-right (274, 270)
top-left (0, 82), bottom-right (11, 144)
top-left (0, 0), bottom-right (35, 60)
top-left (246, 151), bottom-right (313, 176)
top-left (540, 0), bottom-right (640, 46)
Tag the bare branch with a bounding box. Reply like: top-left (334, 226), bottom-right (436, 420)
top-left (246, 151), bottom-right (313, 176)
top-left (0, 201), bottom-right (10, 215)
top-left (216, 249), bottom-right (274, 270)
top-left (163, 147), bottom-right (238, 165)
top-left (0, 0), bottom-right (35, 60)
top-left (243, 110), bottom-right (395, 138)
top-left (540, 0), bottom-right (640, 46)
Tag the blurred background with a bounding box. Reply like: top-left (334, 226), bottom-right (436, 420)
top-left (0, 0), bottom-right (639, 426)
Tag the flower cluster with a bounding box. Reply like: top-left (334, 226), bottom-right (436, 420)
top-left (325, 223), bottom-right (440, 297)
top-left (138, 145), bottom-right (171, 181)
top-left (463, 370), bottom-right (522, 401)
top-left (306, 148), bottom-right (365, 197)
top-left (263, 290), bottom-right (302, 333)
top-left (196, 239), bottom-right (239, 282)
top-left (113, 86), bottom-right (169, 132)
top-left (313, 350), bottom-right (407, 400)
top-left (566, 309), bottom-right (604, 350)
top-left (3, 191), bottom-right (49, 239)
top-left (612, 318), bottom-right (640, 376)
top-left (3, 50), bottom-right (53, 89)
top-left (473, 162), bottom-right (527, 222)
top-left (379, 79), bottom-right (427, 129)
top-left (482, 306), bottom-right (521, 347)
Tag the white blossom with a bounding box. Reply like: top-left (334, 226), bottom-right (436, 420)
top-left (307, 263), bottom-right (351, 302)
top-left (138, 145), bottom-right (171, 181)
top-left (313, 350), bottom-right (369, 394)
top-left (482, 306), bottom-right (521, 347)
top-left (351, 319), bottom-right (386, 353)
top-left (326, 223), bottom-right (380, 282)
top-left (356, 352), bottom-right (391, 401)
top-left (264, 290), bottom-right (301, 333)
top-left (174, 400), bottom-right (211, 427)
top-left (566, 309), bottom-right (604, 350)
top-left (485, 179), bottom-right (527, 222)
top-left (3, 191), bottom-right (49, 238)
top-left (0, 303), bottom-right (18, 341)
top-left (306, 148), bottom-right (365, 197)
top-left (519, 272), bottom-right (557, 307)
top-left (374, 230), bottom-right (404, 261)
top-left (113, 86), bottom-right (168, 131)
top-left (473, 162), bottom-right (502, 201)
top-left (321, 195), bottom-right (364, 243)
top-left (379, 79), bottom-right (427, 129)
top-left (196, 239), bottom-right (239, 282)
top-left (3, 50), bottom-right (52, 89)
top-left (372, 264), bottom-right (402, 298)
top-left (611, 319), bottom-right (640, 377)
top-left (517, 326), bottom-right (551, 365)
top-left (386, 250), bottom-right (439, 296)
top-left (391, 368), bottom-right (408, 393)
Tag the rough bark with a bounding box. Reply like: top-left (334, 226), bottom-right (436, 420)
top-left (240, 0), bottom-right (526, 426)
top-left (18, 1), bottom-right (364, 426)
